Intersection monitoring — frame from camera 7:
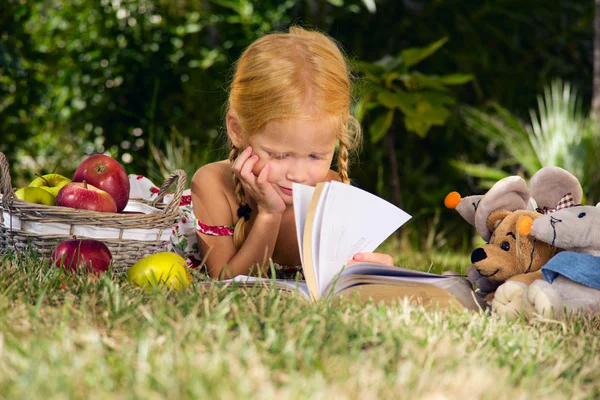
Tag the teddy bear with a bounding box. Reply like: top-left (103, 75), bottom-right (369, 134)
top-left (445, 166), bottom-right (583, 308)
top-left (492, 203), bottom-right (600, 319)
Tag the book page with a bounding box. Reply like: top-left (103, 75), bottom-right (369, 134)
top-left (300, 182), bottom-right (330, 300)
top-left (323, 262), bottom-right (485, 311)
top-left (292, 183), bottom-right (316, 267)
top-left (331, 274), bottom-right (449, 295)
top-left (322, 263), bottom-right (448, 295)
top-left (310, 183), bottom-right (330, 293)
top-left (317, 182), bottom-right (412, 296)
top-left (339, 262), bottom-right (443, 278)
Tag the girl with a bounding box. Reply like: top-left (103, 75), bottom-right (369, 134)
top-left (191, 27), bottom-right (392, 280)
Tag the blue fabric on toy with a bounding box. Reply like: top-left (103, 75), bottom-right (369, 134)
top-left (542, 251), bottom-right (600, 290)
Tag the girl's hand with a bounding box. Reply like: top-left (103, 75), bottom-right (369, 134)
top-left (347, 252), bottom-right (394, 266)
top-left (232, 146), bottom-right (286, 216)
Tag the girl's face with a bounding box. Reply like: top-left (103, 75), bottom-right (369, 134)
top-left (247, 117), bottom-right (338, 205)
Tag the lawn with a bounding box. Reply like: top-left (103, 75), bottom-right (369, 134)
top-left (1, 245), bottom-right (599, 399)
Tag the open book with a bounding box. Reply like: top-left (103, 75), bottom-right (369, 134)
top-left (228, 181), bottom-right (486, 311)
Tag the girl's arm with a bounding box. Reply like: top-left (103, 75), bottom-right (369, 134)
top-left (191, 163), bottom-right (284, 279)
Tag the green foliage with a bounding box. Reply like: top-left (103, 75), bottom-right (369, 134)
top-left (355, 38), bottom-right (474, 140)
top-left (457, 80), bottom-right (600, 202)
top-left (0, 0), bottom-right (379, 183)
top-left (1, 0), bottom-right (597, 251)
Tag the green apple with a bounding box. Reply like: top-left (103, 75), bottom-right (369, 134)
top-left (29, 173), bottom-right (72, 197)
top-left (127, 252), bottom-right (192, 291)
top-left (14, 187), bottom-right (57, 206)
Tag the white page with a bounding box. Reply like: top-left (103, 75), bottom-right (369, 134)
top-left (310, 183), bottom-right (330, 293)
top-left (317, 182), bottom-right (412, 296)
top-left (292, 183), bottom-right (316, 266)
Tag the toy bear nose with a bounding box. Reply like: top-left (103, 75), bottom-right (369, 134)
top-left (471, 248), bottom-right (487, 263)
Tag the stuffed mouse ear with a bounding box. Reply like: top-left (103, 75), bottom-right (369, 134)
top-left (474, 176), bottom-right (529, 242)
top-left (444, 192), bottom-right (483, 227)
top-left (529, 166), bottom-right (583, 210)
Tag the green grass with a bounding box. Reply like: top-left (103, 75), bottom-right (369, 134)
top-left (1, 249), bottom-right (599, 399)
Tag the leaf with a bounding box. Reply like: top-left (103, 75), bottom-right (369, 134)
top-left (369, 110), bottom-right (394, 143)
top-left (354, 93), bottom-right (372, 122)
top-left (354, 60), bottom-right (385, 79)
top-left (401, 37), bottom-right (448, 68)
top-left (383, 72), bottom-right (403, 88)
top-left (361, 0), bottom-right (376, 13)
top-left (436, 73), bottom-right (475, 85)
top-left (421, 91), bottom-right (456, 108)
top-left (460, 104), bottom-right (542, 175)
top-left (449, 160), bottom-right (510, 181)
top-left (414, 101), bottom-right (451, 125)
top-left (404, 117), bottom-right (431, 137)
top-left (352, 61), bottom-right (385, 75)
top-left (403, 96), bottom-right (452, 137)
top-left (185, 23), bottom-right (203, 34)
top-left (406, 72), bottom-right (449, 91)
top-left (377, 90), bottom-right (415, 115)
top-left (374, 54), bottom-right (405, 73)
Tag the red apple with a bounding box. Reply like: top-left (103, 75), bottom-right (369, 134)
top-left (73, 154), bottom-right (130, 212)
top-left (56, 181), bottom-right (118, 212)
top-left (51, 239), bottom-right (113, 274)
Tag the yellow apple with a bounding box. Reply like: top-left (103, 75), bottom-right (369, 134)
top-left (14, 187), bottom-right (57, 206)
top-left (29, 173), bottom-right (72, 197)
top-left (127, 252), bottom-right (192, 291)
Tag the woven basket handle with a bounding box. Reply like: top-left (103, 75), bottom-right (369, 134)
top-left (151, 169), bottom-right (187, 215)
top-left (0, 152), bottom-right (15, 200)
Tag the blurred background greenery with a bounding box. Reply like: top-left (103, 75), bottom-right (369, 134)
top-left (1, 0), bottom-right (599, 253)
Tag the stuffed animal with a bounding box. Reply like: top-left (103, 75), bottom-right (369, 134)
top-left (445, 166), bottom-right (583, 306)
top-left (493, 204), bottom-right (600, 319)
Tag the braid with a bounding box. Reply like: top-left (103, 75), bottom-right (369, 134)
top-left (229, 146), bottom-right (249, 251)
top-left (337, 139), bottom-right (350, 184)
top-left (337, 116), bottom-right (362, 184)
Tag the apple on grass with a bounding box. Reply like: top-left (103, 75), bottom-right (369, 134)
top-left (127, 252), bottom-right (192, 291)
top-left (56, 181), bottom-right (118, 213)
top-left (73, 154), bottom-right (130, 212)
top-left (51, 239), bottom-right (112, 274)
top-left (29, 173), bottom-right (71, 197)
top-left (14, 187), bottom-right (57, 205)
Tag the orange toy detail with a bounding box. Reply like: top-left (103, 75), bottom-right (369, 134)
top-left (444, 191), bottom-right (462, 209)
top-left (517, 215), bottom-right (533, 236)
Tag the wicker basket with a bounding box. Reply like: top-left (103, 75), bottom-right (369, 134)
top-left (0, 152), bottom-right (186, 272)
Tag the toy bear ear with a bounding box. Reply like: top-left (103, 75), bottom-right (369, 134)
top-left (529, 166), bottom-right (583, 210)
top-left (486, 210), bottom-right (511, 234)
top-left (474, 176), bottom-right (529, 242)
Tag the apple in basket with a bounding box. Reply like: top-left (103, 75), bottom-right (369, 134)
top-left (73, 154), bottom-right (130, 213)
top-left (51, 239), bottom-right (113, 274)
top-left (29, 173), bottom-right (72, 197)
top-left (56, 181), bottom-right (118, 212)
top-left (14, 187), bottom-right (57, 206)
top-left (127, 252), bottom-right (192, 291)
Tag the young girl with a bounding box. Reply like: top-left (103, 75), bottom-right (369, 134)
top-left (191, 27), bottom-right (392, 280)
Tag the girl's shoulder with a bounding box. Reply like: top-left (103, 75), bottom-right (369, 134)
top-left (191, 160), bottom-right (238, 209)
top-left (192, 160), bottom-right (234, 190)
top-left (191, 160), bottom-right (238, 224)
